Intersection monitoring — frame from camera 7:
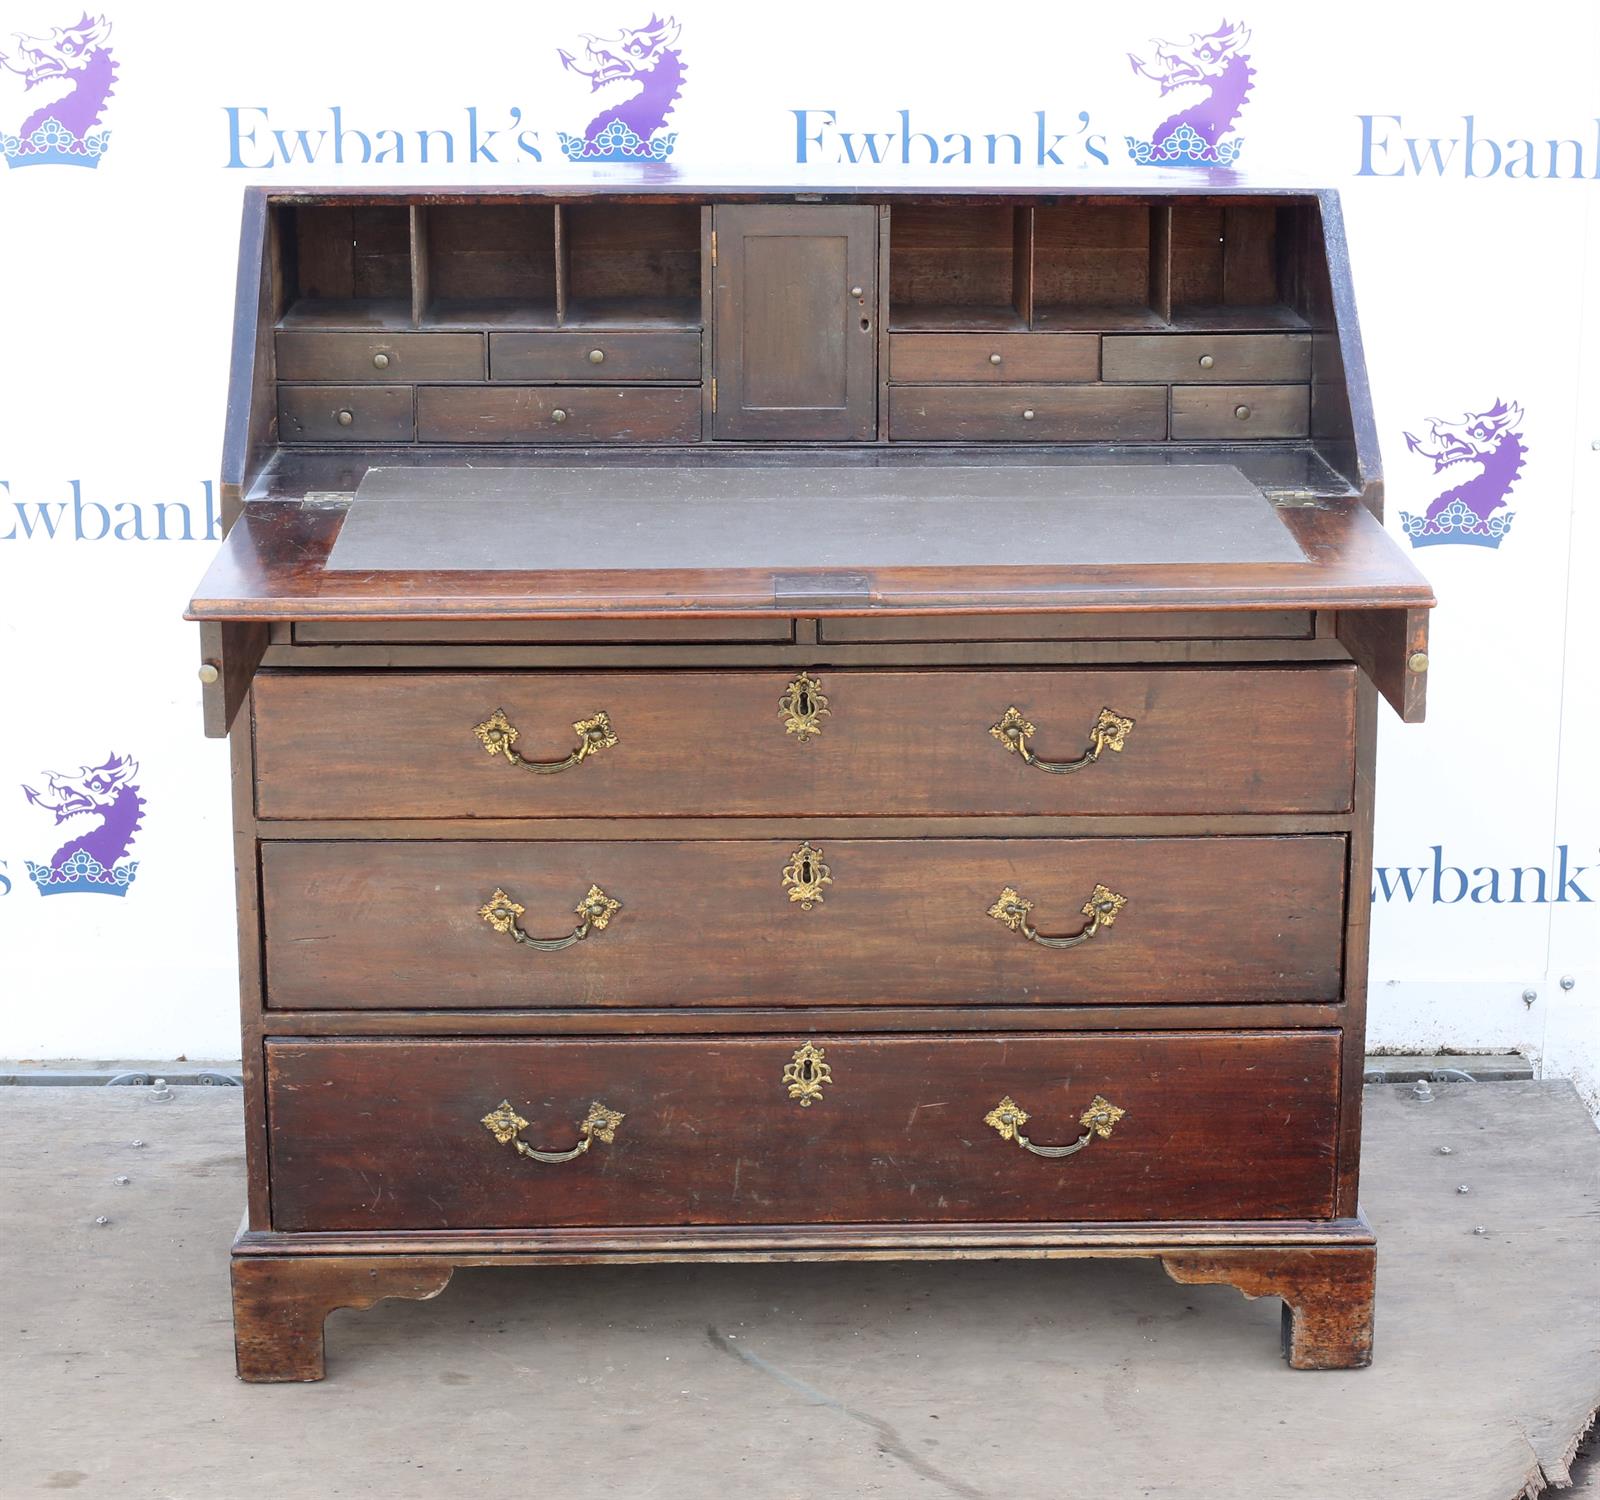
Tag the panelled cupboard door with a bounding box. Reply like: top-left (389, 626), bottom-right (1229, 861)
top-left (712, 205), bottom-right (877, 440)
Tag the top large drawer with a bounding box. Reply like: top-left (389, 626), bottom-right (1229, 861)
top-left (251, 667), bottom-right (1356, 818)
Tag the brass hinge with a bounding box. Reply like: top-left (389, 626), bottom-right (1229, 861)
top-left (710, 377), bottom-right (717, 411)
top-left (710, 229), bottom-right (717, 267)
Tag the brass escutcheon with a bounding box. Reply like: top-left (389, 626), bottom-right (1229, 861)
top-left (779, 671), bottom-right (830, 742)
top-left (781, 842), bottom-right (832, 910)
top-left (782, 1042), bottom-right (832, 1107)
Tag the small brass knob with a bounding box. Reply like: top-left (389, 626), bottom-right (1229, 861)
top-left (1198, 353), bottom-right (1215, 370)
top-left (588, 348), bottom-right (605, 364)
top-left (336, 409), bottom-right (354, 426)
top-left (1408, 651), bottom-right (1430, 674)
top-left (551, 408), bottom-right (568, 423)
top-left (1022, 409), bottom-right (1036, 420)
top-left (1234, 404), bottom-right (1251, 421)
top-left (850, 286), bottom-right (863, 297)
top-left (197, 663), bottom-right (220, 686)
top-left (372, 352), bottom-right (390, 370)
top-left (989, 353), bottom-right (1003, 365)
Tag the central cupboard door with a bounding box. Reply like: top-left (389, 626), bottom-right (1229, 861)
top-left (712, 205), bottom-right (878, 440)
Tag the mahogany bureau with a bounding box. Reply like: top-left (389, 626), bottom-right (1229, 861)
top-left (188, 183), bottom-right (1433, 1380)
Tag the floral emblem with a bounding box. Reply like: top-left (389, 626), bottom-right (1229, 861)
top-left (573, 712), bottom-right (618, 759)
top-left (478, 889), bottom-right (526, 933)
top-left (579, 1101), bottom-right (627, 1144)
top-left (1080, 885), bottom-right (1127, 926)
top-left (989, 706), bottom-right (1036, 753)
top-left (576, 885), bottom-right (621, 930)
top-left (473, 708), bottom-right (520, 759)
top-left (983, 1095), bottom-right (1029, 1141)
top-left (481, 1100), bottom-right (530, 1145)
top-left (1078, 1095), bottom-right (1126, 1138)
top-left (987, 888), bottom-right (1032, 931)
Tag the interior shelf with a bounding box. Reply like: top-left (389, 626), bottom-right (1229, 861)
top-left (420, 204), bottom-right (558, 330)
top-left (884, 200), bottom-right (1311, 338)
top-left (1032, 305), bottom-right (1167, 332)
top-left (277, 297), bottom-right (414, 332)
top-left (560, 295), bottom-right (701, 330)
top-left (1032, 204), bottom-right (1155, 328)
top-left (889, 204), bottom-right (1029, 331)
top-left (889, 304), bottom-right (1029, 333)
top-left (562, 203), bottom-right (701, 329)
top-left (275, 204), bottom-right (412, 330)
top-left (1167, 304), bottom-right (1311, 333)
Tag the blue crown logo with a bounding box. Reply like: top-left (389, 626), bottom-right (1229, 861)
top-left (558, 117), bottom-right (677, 163)
top-left (1126, 123), bottom-right (1245, 168)
top-left (2, 117), bottom-right (111, 169)
top-left (26, 849), bottom-right (140, 896)
top-left (1398, 500), bottom-right (1516, 550)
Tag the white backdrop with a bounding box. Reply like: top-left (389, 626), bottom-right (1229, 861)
top-left (0, 1), bottom-right (1594, 1109)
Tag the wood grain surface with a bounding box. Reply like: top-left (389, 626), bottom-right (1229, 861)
top-left (250, 666), bottom-right (1357, 819)
top-left (264, 1031), bottom-right (1343, 1230)
top-left (260, 834), bottom-right (1347, 1009)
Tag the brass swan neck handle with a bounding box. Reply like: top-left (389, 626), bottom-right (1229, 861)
top-left (990, 705), bottom-right (1134, 774)
top-left (474, 707), bottom-right (617, 774)
top-left (988, 884), bottom-right (1127, 949)
top-left (985, 1094), bottom-right (1126, 1159)
top-left (479, 886), bottom-right (621, 951)
top-left (481, 1100), bottom-right (624, 1164)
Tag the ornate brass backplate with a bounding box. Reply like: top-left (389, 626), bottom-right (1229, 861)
top-left (782, 1042), bottom-right (832, 1106)
top-left (781, 842), bottom-right (832, 910)
top-left (779, 672), bottom-right (830, 742)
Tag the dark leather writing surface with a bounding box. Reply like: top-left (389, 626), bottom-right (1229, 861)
top-left (326, 463), bottom-right (1307, 572)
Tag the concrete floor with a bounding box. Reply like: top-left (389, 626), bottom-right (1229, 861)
top-left (3, 1081), bottom-right (1596, 1500)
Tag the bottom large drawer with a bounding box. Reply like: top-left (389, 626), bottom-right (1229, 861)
top-left (266, 1032), bottom-right (1341, 1231)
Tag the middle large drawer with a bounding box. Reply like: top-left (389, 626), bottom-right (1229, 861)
top-left (252, 666), bottom-right (1357, 818)
top-left (261, 835), bottom-right (1346, 1008)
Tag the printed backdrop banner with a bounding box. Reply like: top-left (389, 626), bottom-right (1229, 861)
top-left (0, 2), bottom-right (1595, 1107)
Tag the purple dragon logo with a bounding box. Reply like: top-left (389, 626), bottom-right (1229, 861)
top-left (0, 11), bottom-right (116, 168)
top-left (1400, 399), bottom-right (1528, 549)
top-left (557, 14), bottom-right (685, 162)
top-left (22, 754), bottom-right (144, 896)
top-left (1126, 20), bottom-right (1253, 167)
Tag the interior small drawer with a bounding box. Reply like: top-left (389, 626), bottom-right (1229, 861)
top-left (1170, 386), bottom-right (1311, 441)
top-left (265, 1031), bottom-right (1343, 1230)
top-left (249, 665), bottom-right (1358, 819)
top-left (1103, 334), bottom-right (1311, 384)
top-left (277, 385), bottom-right (414, 444)
top-left (889, 334), bottom-right (1099, 384)
top-left (491, 331), bottom-right (701, 383)
top-left (275, 331), bottom-right (486, 383)
top-left (260, 834), bottom-right (1347, 1010)
top-left (415, 385), bottom-right (701, 443)
top-left (889, 385), bottom-right (1166, 442)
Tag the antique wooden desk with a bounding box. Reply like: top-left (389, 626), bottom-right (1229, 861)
top-left (189, 183), bottom-right (1433, 1380)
